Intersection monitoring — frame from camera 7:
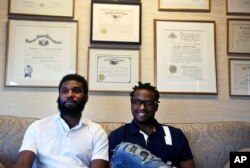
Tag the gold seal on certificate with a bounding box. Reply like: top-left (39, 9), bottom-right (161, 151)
top-left (101, 28), bottom-right (107, 34)
top-left (169, 65), bottom-right (177, 73)
top-left (98, 74), bottom-right (105, 81)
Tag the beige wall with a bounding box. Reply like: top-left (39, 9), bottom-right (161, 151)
top-left (0, 0), bottom-right (249, 123)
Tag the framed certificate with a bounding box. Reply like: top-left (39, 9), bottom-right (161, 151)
top-left (228, 19), bottom-right (250, 54)
top-left (226, 0), bottom-right (250, 15)
top-left (154, 20), bottom-right (217, 94)
top-left (158, 0), bottom-right (210, 11)
top-left (229, 59), bottom-right (250, 96)
top-left (90, 1), bottom-right (141, 44)
top-left (5, 19), bottom-right (78, 87)
top-left (88, 48), bottom-right (140, 92)
top-left (9, 0), bottom-right (74, 17)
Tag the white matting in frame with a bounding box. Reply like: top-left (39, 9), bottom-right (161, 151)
top-left (158, 0), bottom-right (210, 11)
top-left (229, 59), bottom-right (250, 96)
top-left (9, 0), bottom-right (74, 17)
top-left (88, 48), bottom-right (140, 92)
top-left (226, 0), bottom-right (250, 15)
top-left (91, 2), bottom-right (141, 44)
top-left (155, 20), bottom-right (217, 94)
top-left (5, 19), bottom-right (78, 87)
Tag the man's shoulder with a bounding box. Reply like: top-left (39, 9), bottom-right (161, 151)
top-left (110, 123), bottom-right (131, 135)
top-left (25, 114), bottom-right (58, 133)
top-left (81, 117), bottom-right (107, 134)
top-left (31, 114), bottom-right (57, 126)
top-left (161, 124), bottom-right (184, 135)
top-left (161, 124), bottom-right (182, 132)
top-left (83, 117), bottom-right (102, 127)
top-left (161, 125), bottom-right (189, 144)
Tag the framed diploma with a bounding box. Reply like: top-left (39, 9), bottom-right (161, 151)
top-left (5, 19), bottom-right (78, 87)
top-left (228, 19), bottom-right (250, 54)
top-left (226, 0), bottom-right (250, 15)
top-left (90, 1), bottom-right (141, 44)
top-left (88, 48), bottom-right (140, 92)
top-left (229, 59), bottom-right (250, 96)
top-left (154, 20), bottom-right (217, 94)
top-left (9, 0), bottom-right (74, 17)
top-left (158, 0), bottom-right (210, 11)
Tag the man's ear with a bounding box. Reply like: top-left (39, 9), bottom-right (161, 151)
top-left (155, 103), bottom-right (159, 111)
top-left (84, 95), bottom-right (89, 103)
top-left (57, 97), bottom-right (60, 103)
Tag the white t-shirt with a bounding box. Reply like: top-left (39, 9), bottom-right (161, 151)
top-left (20, 114), bottom-right (108, 168)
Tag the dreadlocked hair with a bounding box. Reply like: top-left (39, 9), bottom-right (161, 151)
top-left (130, 82), bottom-right (160, 103)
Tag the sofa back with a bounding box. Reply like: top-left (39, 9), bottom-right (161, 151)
top-left (0, 115), bottom-right (249, 168)
top-left (168, 122), bottom-right (250, 168)
top-left (0, 115), bottom-right (36, 167)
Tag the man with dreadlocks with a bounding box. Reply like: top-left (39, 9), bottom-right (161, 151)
top-left (108, 82), bottom-right (195, 168)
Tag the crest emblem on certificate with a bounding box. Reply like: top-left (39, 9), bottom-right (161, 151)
top-left (168, 32), bottom-right (177, 39)
top-left (24, 65), bottom-right (33, 77)
top-left (25, 34), bottom-right (62, 46)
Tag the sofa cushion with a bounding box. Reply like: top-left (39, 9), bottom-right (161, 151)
top-left (0, 115), bottom-right (249, 168)
top-left (167, 122), bottom-right (250, 168)
top-left (0, 115), bottom-right (36, 167)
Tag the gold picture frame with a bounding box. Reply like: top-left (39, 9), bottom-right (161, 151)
top-left (88, 47), bottom-right (140, 92)
top-left (226, 0), bottom-right (250, 15)
top-left (227, 19), bottom-right (250, 54)
top-left (90, 1), bottom-right (141, 44)
top-left (229, 58), bottom-right (250, 96)
top-left (5, 19), bottom-right (78, 87)
top-left (154, 19), bottom-right (217, 94)
top-left (9, 0), bottom-right (75, 17)
top-left (158, 0), bottom-right (210, 11)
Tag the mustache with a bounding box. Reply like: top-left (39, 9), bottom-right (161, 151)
top-left (64, 98), bottom-right (77, 103)
top-left (57, 97), bottom-right (86, 116)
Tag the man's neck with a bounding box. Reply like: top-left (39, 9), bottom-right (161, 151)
top-left (135, 119), bottom-right (156, 135)
top-left (61, 113), bottom-right (81, 129)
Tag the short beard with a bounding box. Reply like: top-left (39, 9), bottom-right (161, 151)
top-left (57, 97), bottom-right (86, 117)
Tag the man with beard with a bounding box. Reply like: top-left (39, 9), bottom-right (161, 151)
top-left (108, 82), bottom-right (195, 168)
top-left (12, 74), bottom-right (109, 168)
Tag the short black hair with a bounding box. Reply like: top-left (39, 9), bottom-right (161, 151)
top-left (58, 74), bottom-right (88, 95)
top-left (130, 82), bottom-right (160, 103)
